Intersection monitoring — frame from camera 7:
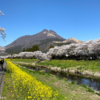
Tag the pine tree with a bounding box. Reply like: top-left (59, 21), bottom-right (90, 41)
top-left (23, 48), bottom-right (25, 52)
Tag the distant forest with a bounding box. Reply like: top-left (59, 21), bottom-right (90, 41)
top-left (23, 45), bottom-right (39, 52)
top-left (23, 45), bottom-right (54, 52)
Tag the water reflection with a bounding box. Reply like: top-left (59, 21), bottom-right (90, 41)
top-left (66, 74), bottom-right (100, 91)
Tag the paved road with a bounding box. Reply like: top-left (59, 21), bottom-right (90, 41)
top-left (0, 62), bottom-right (6, 97)
top-left (0, 62), bottom-right (6, 83)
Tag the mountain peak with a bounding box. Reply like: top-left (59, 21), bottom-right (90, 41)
top-left (42, 29), bottom-right (57, 33)
top-left (68, 37), bottom-right (77, 41)
top-left (53, 37), bottom-right (82, 44)
top-left (49, 30), bottom-right (55, 32)
top-left (41, 29), bottom-right (57, 37)
top-left (65, 37), bottom-right (82, 43)
top-left (48, 30), bottom-right (57, 35)
top-left (42, 29), bottom-right (48, 31)
top-left (5, 29), bottom-right (65, 53)
top-left (69, 37), bottom-right (74, 39)
top-left (42, 29), bottom-right (48, 34)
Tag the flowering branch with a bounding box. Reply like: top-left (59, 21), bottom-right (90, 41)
top-left (0, 11), bottom-right (6, 40)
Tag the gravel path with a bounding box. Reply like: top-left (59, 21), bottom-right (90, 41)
top-left (0, 62), bottom-right (7, 98)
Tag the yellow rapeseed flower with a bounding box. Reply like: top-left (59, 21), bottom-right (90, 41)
top-left (6, 60), bottom-right (59, 100)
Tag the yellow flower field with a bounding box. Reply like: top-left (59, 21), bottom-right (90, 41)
top-left (6, 60), bottom-right (59, 100)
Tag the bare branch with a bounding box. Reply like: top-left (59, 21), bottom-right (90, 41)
top-left (0, 27), bottom-right (6, 39)
top-left (0, 11), bottom-right (4, 15)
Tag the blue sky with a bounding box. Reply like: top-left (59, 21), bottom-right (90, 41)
top-left (0, 0), bottom-right (100, 47)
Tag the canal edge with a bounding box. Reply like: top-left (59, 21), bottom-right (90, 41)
top-left (13, 62), bottom-right (100, 80)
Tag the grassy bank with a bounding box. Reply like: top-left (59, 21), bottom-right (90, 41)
top-left (12, 62), bottom-right (100, 100)
top-left (37, 60), bottom-right (100, 72)
top-left (12, 59), bottom-right (100, 72)
top-left (11, 59), bottom-right (100, 75)
top-left (11, 59), bottom-right (100, 79)
top-left (2, 60), bottom-right (100, 100)
top-left (1, 72), bottom-right (17, 100)
top-left (2, 60), bottom-right (62, 100)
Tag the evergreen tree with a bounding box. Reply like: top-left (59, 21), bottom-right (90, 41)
top-left (48, 45), bottom-right (54, 50)
top-left (32, 45), bottom-right (39, 52)
top-left (23, 48), bottom-right (25, 52)
top-left (24, 45), bottom-right (39, 52)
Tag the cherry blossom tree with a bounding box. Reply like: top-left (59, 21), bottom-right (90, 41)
top-left (6, 38), bottom-right (100, 60)
top-left (0, 11), bottom-right (6, 53)
top-left (0, 11), bottom-right (6, 39)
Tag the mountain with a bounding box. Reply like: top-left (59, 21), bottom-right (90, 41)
top-left (53, 37), bottom-right (83, 44)
top-left (5, 29), bottom-right (65, 53)
top-left (0, 51), bottom-right (8, 56)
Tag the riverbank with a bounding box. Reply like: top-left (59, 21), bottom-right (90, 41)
top-left (2, 61), bottom-right (63, 100)
top-left (12, 59), bottom-right (100, 79)
top-left (2, 59), bottom-right (100, 99)
top-left (11, 62), bottom-right (100, 99)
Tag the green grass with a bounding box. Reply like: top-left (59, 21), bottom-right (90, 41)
top-left (11, 59), bottom-right (100, 72)
top-left (2, 63), bottom-right (64, 100)
top-left (11, 59), bottom-right (100, 75)
top-left (1, 72), bottom-right (18, 100)
top-left (2, 61), bottom-right (100, 100)
top-left (15, 63), bottom-right (36, 69)
top-left (37, 60), bottom-right (100, 72)
top-left (80, 84), bottom-right (95, 93)
top-left (11, 58), bottom-right (38, 63)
